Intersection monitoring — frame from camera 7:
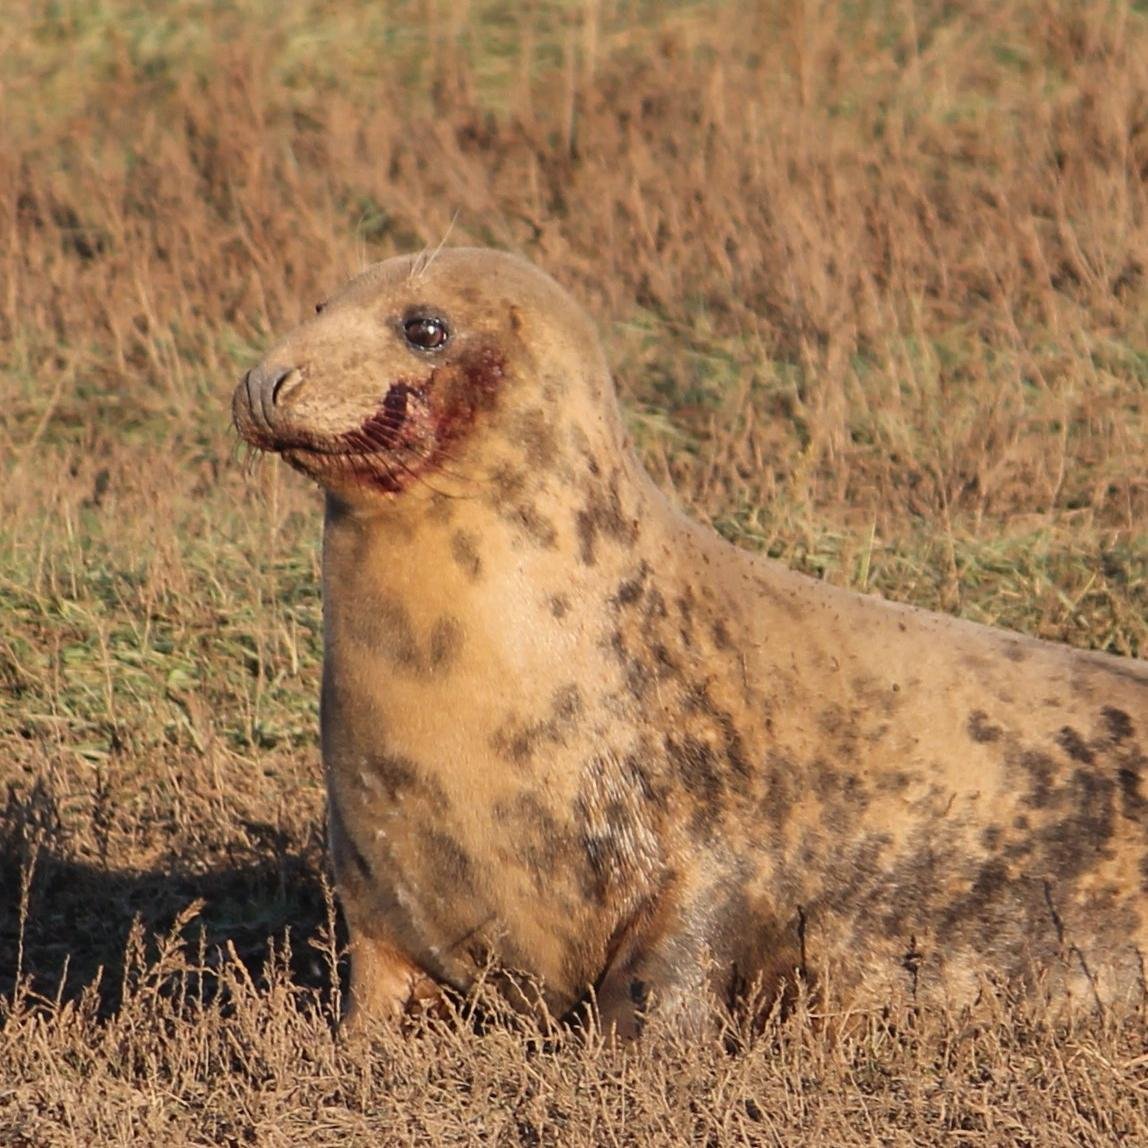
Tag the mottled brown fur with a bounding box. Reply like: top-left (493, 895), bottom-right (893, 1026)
top-left (234, 248), bottom-right (1148, 1037)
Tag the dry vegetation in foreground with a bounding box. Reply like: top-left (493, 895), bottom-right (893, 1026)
top-left (1, 0), bottom-right (1147, 1142)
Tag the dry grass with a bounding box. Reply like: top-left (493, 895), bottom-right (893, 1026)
top-left (2, 0), bottom-right (1147, 1142)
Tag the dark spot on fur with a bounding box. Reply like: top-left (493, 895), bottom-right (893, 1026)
top-left (452, 285), bottom-right (482, 306)
top-left (363, 752), bottom-right (450, 811)
top-left (427, 491), bottom-right (456, 524)
top-left (549, 594), bottom-right (570, 619)
top-left (366, 752), bottom-right (416, 801)
top-left (490, 684), bottom-right (585, 767)
top-left (1103, 707), bottom-right (1134, 744)
top-left (1030, 767), bottom-right (1117, 882)
top-left (810, 757), bottom-right (869, 822)
top-left (428, 615), bottom-right (463, 670)
top-left (498, 730), bottom-right (536, 767)
top-left (625, 751), bottom-right (666, 811)
top-left (576, 801), bottom-right (637, 903)
top-left (552, 683), bottom-right (583, 722)
top-left (574, 472), bottom-right (638, 565)
top-left (665, 734), bottom-right (725, 837)
top-left (850, 672), bottom-right (902, 721)
top-left (816, 702), bottom-right (869, 762)
top-left (1002, 838), bottom-right (1034, 861)
top-left (366, 598), bottom-right (419, 669)
top-left (576, 513), bottom-right (596, 566)
top-left (1017, 750), bottom-right (1057, 809)
top-left (876, 770), bottom-right (912, 793)
top-left (615, 576), bottom-right (644, 607)
top-left (651, 642), bottom-right (679, 681)
top-left (573, 752), bottom-right (664, 904)
top-left (516, 407), bottom-right (559, 470)
top-left (681, 681), bottom-right (754, 793)
top-left (938, 857), bottom-right (1012, 938)
top-left (360, 597), bottom-right (462, 677)
top-left (610, 630), bottom-right (657, 701)
top-left (711, 620), bottom-right (732, 650)
top-left (419, 827), bottom-right (473, 887)
top-left (676, 592), bottom-right (695, 625)
top-left (454, 342), bottom-right (504, 410)
top-left (494, 792), bottom-right (576, 894)
top-left (490, 463), bottom-right (526, 502)
top-left (506, 503), bottom-right (558, 548)
top-left (967, 710), bottom-right (1003, 744)
top-left (613, 562), bottom-right (651, 608)
top-left (1003, 642), bottom-right (1028, 662)
top-left (1056, 726), bottom-right (1094, 764)
top-left (1118, 765), bottom-right (1146, 818)
top-left (451, 530), bottom-right (482, 580)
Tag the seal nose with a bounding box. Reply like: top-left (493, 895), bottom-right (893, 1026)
top-left (244, 363), bottom-right (303, 407)
top-left (234, 362), bottom-right (306, 446)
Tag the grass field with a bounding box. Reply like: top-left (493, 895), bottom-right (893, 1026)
top-left (2, 0), bottom-right (1147, 1142)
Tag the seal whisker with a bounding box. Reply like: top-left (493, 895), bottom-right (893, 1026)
top-left (409, 216), bottom-right (459, 282)
top-left (383, 445), bottom-right (486, 499)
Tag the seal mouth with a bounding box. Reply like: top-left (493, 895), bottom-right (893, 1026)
top-left (239, 381), bottom-right (439, 494)
top-left (280, 443), bottom-right (410, 493)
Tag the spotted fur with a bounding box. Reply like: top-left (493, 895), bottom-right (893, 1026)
top-left (234, 247), bottom-right (1148, 1037)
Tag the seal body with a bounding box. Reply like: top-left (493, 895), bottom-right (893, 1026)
top-left (234, 248), bottom-right (1148, 1034)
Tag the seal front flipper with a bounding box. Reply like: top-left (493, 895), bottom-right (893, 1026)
top-left (329, 797), bottom-right (443, 1031)
top-left (342, 928), bottom-right (443, 1034)
top-left (589, 889), bottom-right (709, 1040)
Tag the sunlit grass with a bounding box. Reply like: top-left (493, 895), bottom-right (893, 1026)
top-left (1, 0), bottom-right (1146, 1140)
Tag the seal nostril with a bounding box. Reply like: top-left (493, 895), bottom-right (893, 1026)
top-left (269, 366), bottom-right (303, 406)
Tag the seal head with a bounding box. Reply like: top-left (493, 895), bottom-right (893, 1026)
top-left (235, 249), bottom-right (612, 507)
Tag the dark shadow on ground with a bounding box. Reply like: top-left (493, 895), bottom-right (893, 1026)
top-left (0, 780), bottom-right (343, 1016)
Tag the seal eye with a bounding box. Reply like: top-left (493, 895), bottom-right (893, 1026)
top-left (403, 314), bottom-right (451, 352)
